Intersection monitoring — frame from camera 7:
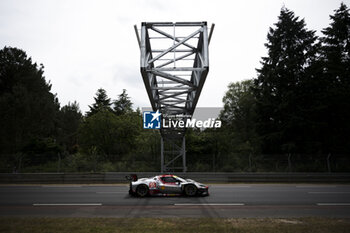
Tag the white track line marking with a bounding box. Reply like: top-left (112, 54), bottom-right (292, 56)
top-left (174, 203), bottom-right (244, 206)
top-left (309, 192), bottom-right (350, 194)
top-left (296, 186), bottom-right (336, 188)
top-left (96, 192), bottom-right (126, 194)
top-left (33, 203), bottom-right (102, 206)
top-left (316, 203), bottom-right (350, 206)
top-left (41, 185), bottom-right (82, 188)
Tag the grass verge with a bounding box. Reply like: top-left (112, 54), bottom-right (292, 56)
top-left (0, 217), bottom-right (349, 233)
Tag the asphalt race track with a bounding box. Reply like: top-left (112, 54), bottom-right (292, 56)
top-left (0, 184), bottom-right (349, 218)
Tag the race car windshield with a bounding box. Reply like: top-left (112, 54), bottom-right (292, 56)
top-left (175, 177), bottom-right (186, 183)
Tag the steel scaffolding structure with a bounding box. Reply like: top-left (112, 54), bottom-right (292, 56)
top-left (136, 22), bottom-right (213, 172)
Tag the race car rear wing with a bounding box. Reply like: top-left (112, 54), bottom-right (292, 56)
top-left (125, 174), bottom-right (138, 181)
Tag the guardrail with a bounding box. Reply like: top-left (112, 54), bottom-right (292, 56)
top-left (0, 172), bottom-right (349, 184)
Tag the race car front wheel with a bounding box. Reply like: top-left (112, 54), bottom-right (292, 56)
top-left (136, 184), bottom-right (149, 197)
top-left (184, 184), bottom-right (197, 197)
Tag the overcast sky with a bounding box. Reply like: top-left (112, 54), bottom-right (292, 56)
top-left (0, 0), bottom-right (347, 113)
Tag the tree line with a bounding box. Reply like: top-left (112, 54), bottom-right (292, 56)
top-left (217, 3), bottom-right (350, 171)
top-left (0, 3), bottom-right (349, 172)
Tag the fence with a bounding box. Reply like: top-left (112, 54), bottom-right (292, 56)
top-left (0, 172), bottom-right (349, 184)
top-left (186, 154), bottom-right (350, 172)
top-left (2, 153), bottom-right (349, 173)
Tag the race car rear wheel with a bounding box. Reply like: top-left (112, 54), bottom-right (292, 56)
top-left (136, 184), bottom-right (149, 197)
top-left (184, 184), bottom-right (197, 197)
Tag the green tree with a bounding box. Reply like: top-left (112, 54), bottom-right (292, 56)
top-left (221, 80), bottom-right (260, 155)
top-left (0, 47), bottom-right (60, 171)
top-left (186, 128), bottom-right (208, 171)
top-left (79, 110), bottom-right (120, 161)
top-left (253, 8), bottom-right (318, 155)
top-left (86, 88), bottom-right (112, 117)
top-left (57, 101), bottom-right (83, 154)
top-left (319, 3), bottom-right (350, 154)
top-left (79, 110), bottom-right (140, 164)
top-left (113, 89), bottom-right (133, 115)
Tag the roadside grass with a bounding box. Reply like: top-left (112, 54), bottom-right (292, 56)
top-left (0, 217), bottom-right (349, 233)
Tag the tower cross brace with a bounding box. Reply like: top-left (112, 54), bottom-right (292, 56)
top-left (136, 22), bottom-right (213, 172)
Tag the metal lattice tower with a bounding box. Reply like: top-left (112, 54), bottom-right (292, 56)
top-left (135, 22), bottom-right (214, 172)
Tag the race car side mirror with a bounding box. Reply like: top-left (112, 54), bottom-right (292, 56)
top-left (125, 174), bottom-right (138, 181)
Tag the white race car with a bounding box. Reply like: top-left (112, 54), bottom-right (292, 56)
top-left (127, 174), bottom-right (209, 197)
